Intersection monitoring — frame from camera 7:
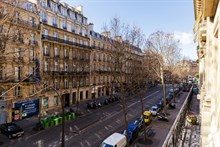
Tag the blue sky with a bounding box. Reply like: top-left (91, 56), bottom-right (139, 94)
top-left (63, 0), bottom-right (197, 60)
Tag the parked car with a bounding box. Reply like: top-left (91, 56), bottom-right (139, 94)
top-left (143, 111), bottom-right (152, 124)
top-left (157, 100), bottom-right (164, 109)
top-left (99, 132), bottom-right (127, 147)
top-left (149, 105), bottom-right (160, 116)
top-left (87, 101), bottom-right (101, 109)
top-left (123, 124), bottom-right (139, 143)
top-left (0, 123), bottom-right (24, 138)
top-left (133, 117), bottom-right (143, 129)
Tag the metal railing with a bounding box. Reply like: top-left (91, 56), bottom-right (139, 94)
top-left (162, 87), bottom-right (193, 147)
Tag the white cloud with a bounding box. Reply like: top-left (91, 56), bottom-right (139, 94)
top-left (174, 32), bottom-right (193, 45)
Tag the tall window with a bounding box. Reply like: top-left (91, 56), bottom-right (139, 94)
top-left (64, 79), bottom-right (68, 89)
top-left (15, 66), bottom-right (22, 81)
top-left (42, 97), bottom-right (48, 109)
top-left (53, 16), bottom-right (57, 26)
top-left (64, 49), bottom-right (68, 58)
top-left (64, 62), bottom-right (68, 71)
top-left (41, 12), bottom-right (47, 22)
top-left (55, 61), bottom-right (59, 71)
top-left (62, 20), bottom-right (67, 29)
top-left (14, 86), bottom-right (22, 97)
top-left (44, 45), bottom-right (49, 55)
top-left (73, 64), bottom-right (77, 72)
top-left (71, 23), bottom-right (75, 32)
top-left (54, 47), bottom-right (59, 57)
top-left (54, 32), bottom-right (58, 38)
top-left (55, 79), bottom-right (59, 90)
top-left (51, 2), bottom-right (57, 12)
top-left (44, 61), bottom-right (49, 71)
top-left (72, 50), bottom-right (76, 59)
top-left (72, 79), bottom-right (76, 87)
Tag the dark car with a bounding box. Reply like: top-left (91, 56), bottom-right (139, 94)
top-left (133, 117), bottom-right (143, 129)
top-left (0, 123), bottom-right (24, 138)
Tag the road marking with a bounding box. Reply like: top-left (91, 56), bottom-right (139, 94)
top-left (127, 91), bottom-right (159, 108)
top-left (95, 133), bottom-right (101, 139)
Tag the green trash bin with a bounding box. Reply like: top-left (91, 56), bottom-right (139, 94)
top-left (71, 113), bottom-right (75, 119)
top-left (68, 114), bottom-right (71, 120)
top-left (45, 122), bottom-right (50, 129)
top-left (50, 120), bottom-right (54, 127)
top-left (54, 118), bottom-right (59, 125)
top-left (58, 117), bottom-right (63, 124)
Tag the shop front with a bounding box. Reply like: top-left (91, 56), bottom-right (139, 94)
top-left (12, 98), bottom-right (39, 121)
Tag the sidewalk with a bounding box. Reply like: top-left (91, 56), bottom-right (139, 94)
top-left (132, 91), bottom-right (189, 147)
top-left (13, 86), bottom-right (155, 137)
top-left (177, 94), bottom-right (200, 147)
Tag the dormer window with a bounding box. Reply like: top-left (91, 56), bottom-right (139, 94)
top-left (51, 2), bottom-right (57, 12)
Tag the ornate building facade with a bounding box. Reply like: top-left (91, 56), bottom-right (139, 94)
top-left (194, 0), bottom-right (220, 146)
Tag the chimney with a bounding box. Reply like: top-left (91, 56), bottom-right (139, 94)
top-left (88, 23), bottom-right (94, 32)
top-left (75, 5), bottom-right (83, 14)
top-left (101, 31), bottom-right (111, 38)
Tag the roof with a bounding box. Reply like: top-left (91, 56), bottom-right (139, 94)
top-left (103, 133), bottom-right (126, 145)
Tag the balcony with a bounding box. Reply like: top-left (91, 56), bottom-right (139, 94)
top-left (199, 21), bottom-right (207, 41)
top-left (53, 23), bottom-right (57, 27)
top-left (42, 35), bottom-right (90, 49)
top-left (12, 19), bottom-right (40, 30)
top-left (13, 57), bottom-right (24, 62)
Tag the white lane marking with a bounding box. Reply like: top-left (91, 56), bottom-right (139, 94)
top-left (85, 140), bottom-right (91, 147)
top-left (127, 91), bottom-right (159, 108)
top-left (95, 133), bottom-right (101, 139)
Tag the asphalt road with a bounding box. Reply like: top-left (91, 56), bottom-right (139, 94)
top-left (1, 85), bottom-right (173, 147)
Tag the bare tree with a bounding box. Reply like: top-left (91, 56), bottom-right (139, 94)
top-left (145, 31), bottom-right (181, 113)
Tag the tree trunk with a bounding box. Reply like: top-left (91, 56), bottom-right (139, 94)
top-left (121, 82), bottom-right (129, 146)
top-left (75, 78), bottom-right (80, 114)
top-left (138, 82), bottom-right (147, 142)
top-left (61, 95), bottom-right (65, 147)
top-left (172, 77), bottom-right (176, 103)
top-left (161, 68), bottom-right (167, 113)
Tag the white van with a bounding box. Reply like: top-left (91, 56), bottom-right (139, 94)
top-left (100, 132), bottom-right (127, 147)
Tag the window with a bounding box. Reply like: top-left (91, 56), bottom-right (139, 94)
top-left (86, 78), bottom-right (89, 86)
top-left (64, 35), bottom-right (67, 41)
top-left (54, 79), bottom-right (59, 90)
top-left (43, 29), bottom-right (48, 35)
top-left (55, 61), bottom-right (59, 71)
top-left (53, 16), bottom-right (57, 26)
top-left (73, 38), bottom-right (76, 43)
top-left (41, 12), bottom-right (47, 22)
top-left (64, 62), bottom-right (68, 71)
top-left (51, 2), bottom-right (57, 12)
top-left (72, 79), bottom-right (76, 87)
top-left (44, 46), bottom-right (49, 55)
top-left (83, 17), bottom-right (87, 25)
top-left (54, 32), bottom-right (58, 38)
top-left (41, 0), bottom-right (47, 7)
top-left (15, 66), bottom-right (22, 81)
top-left (77, 14), bottom-right (82, 23)
top-left (44, 61), bottom-right (49, 71)
top-left (64, 79), bottom-right (68, 89)
top-left (14, 86), bottom-right (22, 97)
top-left (62, 20), bottom-right (67, 29)
top-left (54, 47), bottom-right (59, 57)
top-left (73, 63), bottom-right (77, 72)
top-left (80, 40), bottom-right (83, 45)
top-left (60, 7), bottom-right (66, 16)
top-left (84, 41), bottom-right (88, 46)
top-left (42, 97), bottom-right (48, 109)
top-left (64, 49), bottom-right (68, 58)
top-left (80, 79), bottom-right (84, 86)
top-left (71, 23), bottom-right (75, 32)
top-left (72, 50), bottom-right (76, 58)
top-left (54, 96), bottom-right (58, 106)
top-left (15, 48), bottom-right (21, 57)
top-left (30, 85), bottom-right (36, 95)
top-left (44, 80), bottom-right (49, 89)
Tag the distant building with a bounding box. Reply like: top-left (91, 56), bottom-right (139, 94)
top-left (194, 0), bottom-right (220, 146)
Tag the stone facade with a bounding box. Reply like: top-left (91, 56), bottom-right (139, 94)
top-left (194, 0), bottom-right (220, 146)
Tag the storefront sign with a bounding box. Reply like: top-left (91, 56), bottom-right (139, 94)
top-left (13, 99), bottom-right (39, 119)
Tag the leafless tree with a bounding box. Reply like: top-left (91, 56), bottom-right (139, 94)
top-left (145, 31), bottom-right (181, 113)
